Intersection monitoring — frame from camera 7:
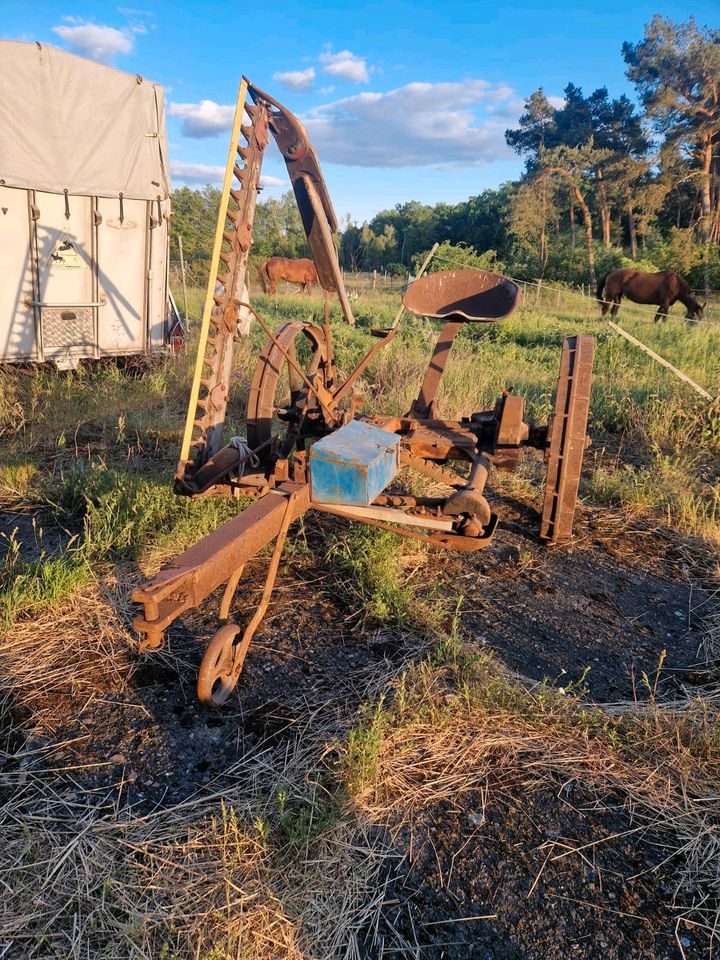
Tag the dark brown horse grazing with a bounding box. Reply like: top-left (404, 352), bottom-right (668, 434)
top-left (597, 269), bottom-right (705, 323)
top-left (258, 257), bottom-right (319, 296)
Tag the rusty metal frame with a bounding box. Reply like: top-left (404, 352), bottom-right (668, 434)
top-left (131, 79), bottom-right (596, 706)
top-left (132, 482), bottom-right (311, 649)
top-left (176, 81), bottom-right (270, 490)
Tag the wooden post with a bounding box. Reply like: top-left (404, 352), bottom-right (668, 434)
top-left (391, 242), bottom-right (439, 329)
top-left (372, 269), bottom-right (377, 290)
top-left (178, 235), bottom-right (189, 327)
top-left (607, 321), bottom-right (714, 401)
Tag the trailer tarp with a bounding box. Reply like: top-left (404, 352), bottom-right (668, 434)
top-left (0, 41), bottom-right (170, 201)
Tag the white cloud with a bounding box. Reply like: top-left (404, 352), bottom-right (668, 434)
top-left (51, 20), bottom-right (133, 62)
top-left (171, 162), bottom-right (224, 183)
top-left (488, 96), bottom-right (526, 119)
top-left (302, 80), bottom-right (516, 167)
top-left (170, 164), bottom-right (285, 189)
top-left (487, 84), bottom-right (514, 101)
top-left (273, 67), bottom-right (315, 91)
top-left (169, 100), bottom-right (235, 137)
top-left (319, 48), bottom-right (369, 84)
top-left (548, 95), bottom-right (565, 110)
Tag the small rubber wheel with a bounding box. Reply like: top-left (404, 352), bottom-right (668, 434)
top-left (197, 623), bottom-right (241, 707)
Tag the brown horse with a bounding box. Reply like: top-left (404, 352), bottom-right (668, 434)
top-left (258, 257), bottom-right (318, 296)
top-left (597, 269), bottom-right (705, 323)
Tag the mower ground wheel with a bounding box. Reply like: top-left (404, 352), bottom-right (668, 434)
top-left (540, 334), bottom-right (595, 544)
top-left (197, 623), bottom-right (241, 707)
top-left (245, 321), bottom-right (331, 462)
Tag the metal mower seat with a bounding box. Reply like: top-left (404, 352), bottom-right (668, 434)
top-left (403, 269), bottom-right (521, 322)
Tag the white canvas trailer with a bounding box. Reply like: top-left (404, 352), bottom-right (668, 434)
top-left (0, 41), bottom-right (171, 368)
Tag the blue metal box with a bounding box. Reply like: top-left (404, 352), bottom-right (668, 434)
top-left (310, 420), bottom-right (400, 507)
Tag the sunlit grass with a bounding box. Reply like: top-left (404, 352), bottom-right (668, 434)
top-left (2, 278), bottom-right (720, 625)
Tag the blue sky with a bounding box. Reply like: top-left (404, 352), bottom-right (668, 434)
top-left (3, 1), bottom-right (718, 222)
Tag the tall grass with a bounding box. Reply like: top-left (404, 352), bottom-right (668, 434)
top-left (0, 462), bottom-right (238, 625)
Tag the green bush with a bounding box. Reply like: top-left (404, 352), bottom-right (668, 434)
top-left (414, 241), bottom-right (506, 275)
top-left (385, 262), bottom-right (407, 277)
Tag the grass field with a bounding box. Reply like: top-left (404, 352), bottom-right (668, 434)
top-left (2, 279), bottom-right (720, 956)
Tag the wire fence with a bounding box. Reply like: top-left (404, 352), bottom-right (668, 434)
top-left (427, 251), bottom-right (720, 401)
top-left (169, 257), bottom-right (719, 326)
top-left (168, 262), bottom-right (406, 292)
top-left (168, 256), bottom-right (719, 401)
top-left (339, 270), bottom-right (406, 294)
top-left (513, 276), bottom-right (719, 326)
top-left (169, 260), bottom-right (720, 329)
top-left (427, 251), bottom-right (720, 326)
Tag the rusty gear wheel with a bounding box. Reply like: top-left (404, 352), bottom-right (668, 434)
top-left (245, 321), bottom-right (332, 462)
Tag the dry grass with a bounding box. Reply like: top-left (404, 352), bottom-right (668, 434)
top-left (342, 652), bottom-right (720, 947)
top-left (0, 577), bottom-right (135, 716)
top-left (1, 757), bottom-right (389, 958)
top-left (0, 560), bottom-right (413, 959)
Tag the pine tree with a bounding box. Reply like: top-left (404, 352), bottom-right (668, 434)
top-left (624, 16), bottom-right (720, 291)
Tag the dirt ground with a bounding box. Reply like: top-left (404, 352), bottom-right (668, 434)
top-left (2, 496), bottom-right (714, 958)
top-left (463, 495), bottom-right (709, 703)
top-left (373, 782), bottom-right (697, 959)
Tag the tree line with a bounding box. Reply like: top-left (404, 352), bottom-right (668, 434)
top-left (171, 16), bottom-right (720, 292)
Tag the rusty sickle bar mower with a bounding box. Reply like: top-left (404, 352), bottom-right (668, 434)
top-left (132, 78), bottom-right (596, 707)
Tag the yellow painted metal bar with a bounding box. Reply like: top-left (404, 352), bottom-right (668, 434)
top-left (178, 78), bottom-right (248, 470)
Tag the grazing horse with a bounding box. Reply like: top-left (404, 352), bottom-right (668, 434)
top-left (258, 257), bottom-right (319, 296)
top-left (597, 269), bottom-right (705, 323)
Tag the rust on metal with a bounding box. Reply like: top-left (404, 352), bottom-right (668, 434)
top-left (174, 86), bottom-right (270, 494)
top-left (493, 393), bottom-right (528, 471)
top-left (540, 335), bottom-right (595, 543)
top-left (402, 270), bottom-right (521, 419)
top-left (131, 79), bottom-right (596, 707)
top-left (313, 502), bottom-right (499, 552)
top-left (197, 490), bottom-right (299, 706)
top-left (410, 320), bottom-right (463, 419)
top-left (246, 80), bottom-right (356, 328)
top-left (245, 320), bottom-right (333, 461)
top-left (132, 481), bottom-right (311, 649)
top-left (402, 269), bottom-right (521, 322)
